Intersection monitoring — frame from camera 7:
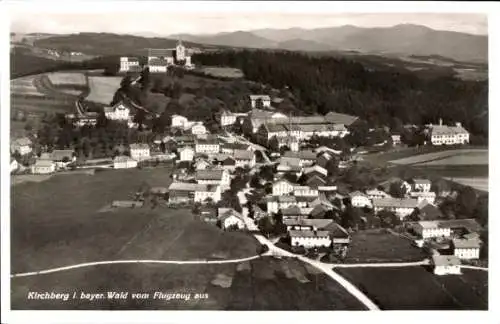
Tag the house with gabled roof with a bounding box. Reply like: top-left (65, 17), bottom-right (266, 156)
top-left (350, 191), bottom-right (371, 208)
top-left (304, 165), bottom-right (328, 178)
top-left (283, 150), bottom-right (316, 166)
top-left (306, 174), bottom-right (327, 189)
top-left (11, 137), bottom-right (32, 156)
top-left (432, 255), bottom-right (461, 276)
top-left (218, 208), bottom-right (246, 230)
top-left (272, 178), bottom-right (295, 196)
top-left (266, 195), bottom-right (298, 214)
top-left (195, 169), bottom-right (230, 189)
top-left (233, 149), bottom-right (255, 168)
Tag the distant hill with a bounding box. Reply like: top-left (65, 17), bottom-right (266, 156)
top-left (170, 31), bottom-right (277, 49)
top-left (171, 24), bottom-right (488, 63)
top-left (32, 32), bottom-right (212, 56)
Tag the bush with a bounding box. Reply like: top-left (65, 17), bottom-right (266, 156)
top-left (258, 244), bottom-right (269, 255)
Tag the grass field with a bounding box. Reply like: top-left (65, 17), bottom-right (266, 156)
top-left (389, 149), bottom-right (488, 166)
top-left (86, 76), bottom-right (122, 104)
top-left (336, 266), bottom-right (488, 310)
top-left (11, 167), bottom-right (260, 274)
top-left (442, 177), bottom-right (488, 192)
top-left (11, 257), bottom-right (366, 310)
top-left (47, 72), bottom-right (86, 86)
top-left (198, 67), bottom-right (244, 79)
top-left (344, 230), bottom-right (427, 263)
top-left (10, 76), bottom-right (44, 97)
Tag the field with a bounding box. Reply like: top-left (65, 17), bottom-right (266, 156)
top-left (11, 257), bottom-right (366, 310)
top-left (390, 149), bottom-right (488, 166)
top-left (10, 76), bottom-right (44, 97)
top-left (336, 267), bottom-right (488, 310)
top-left (442, 177), bottom-right (488, 192)
top-left (47, 72), bottom-right (86, 86)
top-left (197, 66), bottom-right (244, 79)
top-left (11, 167), bottom-right (261, 274)
top-left (86, 76), bottom-right (122, 104)
top-left (344, 230), bottom-right (427, 263)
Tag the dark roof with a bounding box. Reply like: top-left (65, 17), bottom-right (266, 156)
top-left (306, 175), bottom-right (327, 188)
top-left (324, 112), bottom-right (358, 126)
top-left (418, 204), bottom-right (444, 220)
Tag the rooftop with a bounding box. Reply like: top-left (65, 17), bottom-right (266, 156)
top-left (324, 111), bottom-right (359, 126)
top-left (114, 155), bottom-right (135, 162)
top-left (452, 238), bottom-right (482, 249)
top-left (33, 159), bottom-right (55, 167)
top-left (130, 143), bottom-right (150, 150)
top-left (372, 198), bottom-right (419, 209)
top-left (168, 182), bottom-right (218, 192)
top-left (432, 255), bottom-right (461, 267)
top-left (195, 169), bottom-right (224, 180)
top-left (283, 150), bottom-right (316, 160)
top-left (233, 149), bottom-right (254, 160)
top-left (289, 230), bottom-right (330, 238)
top-left (249, 94), bottom-right (271, 101)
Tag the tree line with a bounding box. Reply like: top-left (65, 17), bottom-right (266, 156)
top-left (193, 50), bottom-right (488, 142)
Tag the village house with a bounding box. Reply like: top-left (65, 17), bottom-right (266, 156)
top-left (233, 149), bottom-right (256, 168)
top-left (276, 157), bottom-right (302, 176)
top-left (298, 123), bottom-right (349, 140)
top-left (316, 151), bottom-right (334, 169)
top-left (281, 206), bottom-right (313, 220)
top-left (195, 169), bottom-right (231, 190)
top-left (251, 204), bottom-right (266, 220)
top-left (220, 142), bottom-right (251, 154)
top-left (178, 146), bottom-right (195, 161)
top-left (411, 179), bottom-right (432, 192)
top-left (249, 94), bottom-right (271, 109)
top-left (218, 208), bottom-right (246, 230)
top-left (427, 119), bottom-right (470, 145)
top-left (413, 220), bottom-right (452, 240)
top-left (373, 198), bottom-right (419, 219)
top-left (10, 137), bottom-right (32, 156)
top-left (272, 179), bottom-right (295, 196)
top-left (267, 195), bottom-right (300, 214)
top-left (167, 182), bottom-right (221, 204)
top-left (391, 134), bottom-right (401, 145)
top-left (293, 185), bottom-right (319, 197)
top-left (349, 191), bottom-right (372, 208)
top-left (409, 191), bottom-right (437, 204)
top-left (242, 109), bottom-right (288, 134)
top-left (40, 150), bottom-right (76, 169)
top-left (283, 150), bottom-right (316, 166)
top-left (220, 110), bottom-right (247, 127)
top-left (129, 143), bottom-right (150, 161)
top-left (366, 189), bottom-right (391, 200)
top-left (190, 122), bottom-right (208, 136)
top-left (284, 218), bottom-right (332, 231)
top-left (31, 159), bottom-right (56, 174)
top-left (220, 156), bottom-right (237, 171)
top-left (194, 158), bottom-right (211, 170)
top-left (432, 255), bottom-right (461, 276)
top-left (195, 138), bottom-right (220, 154)
top-left (148, 58), bottom-right (170, 73)
top-left (171, 114), bottom-right (189, 129)
top-left (305, 175), bottom-right (327, 189)
top-left (289, 230), bottom-right (332, 248)
top-left (452, 238), bottom-right (481, 260)
top-left (113, 155), bottom-right (138, 169)
top-left (119, 56), bottom-right (141, 72)
top-left (10, 158), bottom-right (19, 173)
top-left (104, 101), bottom-right (131, 121)
top-left (304, 165), bottom-right (328, 178)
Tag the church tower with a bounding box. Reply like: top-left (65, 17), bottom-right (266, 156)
top-left (175, 38), bottom-right (186, 62)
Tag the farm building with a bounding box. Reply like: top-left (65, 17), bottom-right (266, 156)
top-left (129, 143), bottom-right (150, 161)
top-left (372, 198), bottom-right (419, 219)
top-left (289, 230), bottom-right (331, 248)
top-left (349, 191), bottom-right (371, 208)
top-left (178, 146), bottom-right (195, 161)
top-left (432, 255), bottom-right (461, 276)
top-left (452, 238), bottom-right (481, 260)
top-left (427, 119), bottom-right (470, 145)
top-left (218, 208), bottom-right (246, 230)
top-left (31, 160), bottom-right (55, 174)
top-left (11, 137), bottom-right (32, 156)
top-left (113, 155), bottom-right (138, 169)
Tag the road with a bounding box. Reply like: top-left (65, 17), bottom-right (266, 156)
top-left (11, 254), bottom-right (266, 278)
top-left (253, 234), bottom-right (380, 310)
top-left (332, 259), bottom-right (430, 268)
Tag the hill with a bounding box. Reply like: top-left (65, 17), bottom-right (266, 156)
top-left (173, 24), bottom-right (488, 63)
top-left (32, 32), bottom-right (214, 56)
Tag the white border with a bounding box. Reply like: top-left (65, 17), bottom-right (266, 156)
top-left (1, 1), bottom-right (499, 324)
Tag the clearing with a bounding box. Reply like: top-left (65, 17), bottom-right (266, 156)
top-left (389, 149), bottom-right (487, 166)
top-left (343, 229), bottom-right (427, 263)
top-left (86, 76), bottom-right (122, 105)
top-left (336, 266), bottom-right (487, 310)
top-left (197, 66), bottom-right (244, 79)
top-left (46, 72), bottom-right (86, 86)
top-left (11, 257), bottom-right (366, 310)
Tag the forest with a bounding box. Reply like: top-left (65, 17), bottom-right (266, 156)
top-left (193, 50), bottom-right (488, 142)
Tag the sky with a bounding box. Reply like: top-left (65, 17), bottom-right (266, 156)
top-left (8, 3), bottom-right (488, 36)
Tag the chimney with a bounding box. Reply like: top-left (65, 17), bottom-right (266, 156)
top-left (439, 118), bottom-right (443, 126)
top-left (456, 122), bottom-right (462, 127)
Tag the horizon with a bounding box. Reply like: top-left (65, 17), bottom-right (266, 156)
top-left (10, 13), bottom-right (487, 37)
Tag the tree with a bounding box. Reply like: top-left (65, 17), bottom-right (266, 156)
top-left (325, 158), bottom-right (339, 177)
top-left (103, 63), bottom-right (120, 76)
top-left (268, 136), bottom-right (280, 153)
top-left (341, 206), bottom-right (362, 230)
top-left (389, 181), bottom-right (407, 198)
top-left (456, 186), bottom-right (478, 217)
top-left (378, 209), bottom-right (401, 228)
top-left (258, 216), bottom-right (274, 237)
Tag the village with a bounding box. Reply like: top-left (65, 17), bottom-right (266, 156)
top-left (10, 57), bottom-right (483, 279)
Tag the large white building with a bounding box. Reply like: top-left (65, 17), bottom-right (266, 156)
top-left (272, 179), bottom-right (295, 196)
top-left (289, 230), bottom-right (332, 248)
top-left (409, 191), bottom-right (436, 205)
top-left (432, 255), bottom-right (461, 276)
top-left (218, 208), bottom-right (246, 230)
top-left (195, 169), bottom-right (231, 190)
top-left (129, 143), bottom-right (150, 161)
top-left (220, 110), bottom-right (248, 127)
top-left (372, 198), bottom-right (419, 219)
top-left (452, 238), bottom-right (481, 260)
top-left (171, 115), bottom-right (189, 128)
top-left (249, 95), bottom-right (271, 109)
top-left (113, 155), bottom-right (138, 169)
top-left (349, 191), bottom-right (372, 208)
top-left (31, 160), bottom-right (56, 174)
top-left (119, 57), bottom-right (141, 72)
top-left (428, 119), bottom-right (470, 145)
top-left (412, 179), bottom-right (432, 192)
top-left (104, 102), bottom-right (131, 121)
top-left (178, 146), bottom-right (195, 161)
top-left (195, 139), bottom-right (220, 154)
top-left (413, 221), bottom-right (451, 240)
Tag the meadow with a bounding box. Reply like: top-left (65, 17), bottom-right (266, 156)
top-left (336, 266), bottom-right (487, 310)
top-left (86, 76), bottom-right (122, 105)
top-left (11, 257), bottom-right (366, 310)
top-left (389, 149), bottom-right (488, 166)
